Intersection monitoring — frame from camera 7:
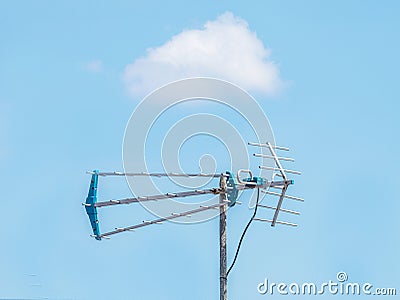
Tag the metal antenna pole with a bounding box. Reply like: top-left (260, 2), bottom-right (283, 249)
top-left (219, 175), bottom-right (227, 300)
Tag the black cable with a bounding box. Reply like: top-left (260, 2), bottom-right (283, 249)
top-left (226, 187), bottom-right (260, 276)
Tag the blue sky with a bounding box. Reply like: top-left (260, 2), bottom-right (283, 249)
top-left (1, 1), bottom-right (399, 299)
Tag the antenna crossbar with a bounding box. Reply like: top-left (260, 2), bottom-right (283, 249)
top-left (87, 171), bottom-right (225, 178)
top-left (254, 218), bottom-right (297, 227)
top-left (259, 166), bottom-right (301, 175)
top-left (100, 203), bottom-right (225, 238)
top-left (94, 188), bottom-right (222, 208)
top-left (261, 190), bottom-right (304, 202)
top-left (91, 180), bottom-right (293, 208)
top-left (248, 142), bottom-right (290, 151)
top-left (257, 204), bottom-right (300, 215)
top-left (253, 153), bottom-right (295, 162)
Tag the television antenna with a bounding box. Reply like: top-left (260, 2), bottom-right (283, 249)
top-left (83, 141), bottom-right (303, 300)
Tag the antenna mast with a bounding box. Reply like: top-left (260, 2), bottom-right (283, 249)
top-left (219, 175), bottom-right (228, 300)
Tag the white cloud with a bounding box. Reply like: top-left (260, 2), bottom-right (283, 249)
top-left (84, 60), bottom-right (103, 73)
top-left (123, 12), bottom-right (283, 97)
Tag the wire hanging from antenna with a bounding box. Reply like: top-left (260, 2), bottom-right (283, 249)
top-left (226, 187), bottom-right (260, 276)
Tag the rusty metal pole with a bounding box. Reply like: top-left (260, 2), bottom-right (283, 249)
top-left (219, 175), bottom-right (227, 300)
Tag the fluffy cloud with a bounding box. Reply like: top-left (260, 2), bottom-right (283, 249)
top-left (123, 12), bottom-right (283, 97)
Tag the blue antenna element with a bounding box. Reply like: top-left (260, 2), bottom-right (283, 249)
top-left (244, 176), bottom-right (267, 186)
top-left (84, 170), bottom-right (101, 240)
top-left (226, 171), bottom-right (238, 207)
